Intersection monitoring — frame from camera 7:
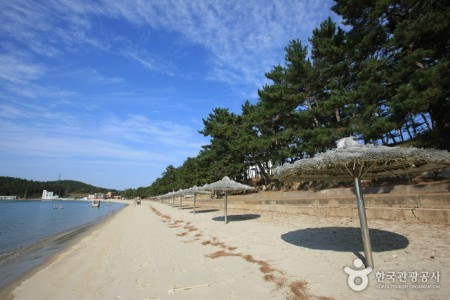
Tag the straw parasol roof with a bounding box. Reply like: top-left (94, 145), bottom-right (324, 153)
top-left (274, 137), bottom-right (450, 268)
top-left (181, 185), bottom-right (210, 195)
top-left (275, 138), bottom-right (450, 181)
top-left (181, 185), bottom-right (210, 213)
top-left (204, 176), bottom-right (255, 192)
top-left (204, 176), bottom-right (254, 223)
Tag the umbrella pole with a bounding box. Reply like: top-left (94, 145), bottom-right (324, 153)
top-left (354, 175), bottom-right (374, 268)
top-left (180, 196), bottom-right (182, 208)
top-left (224, 192), bottom-right (228, 224)
top-left (193, 194), bottom-right (196, 214)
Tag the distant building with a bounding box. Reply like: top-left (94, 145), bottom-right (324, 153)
top-left (42, 190), bottom-right (59, 200)
top-left (0, 196), bottom-right (17, 200)
top-left (245, 161), bottom-right (273, 179)
top-left (106, 191), bottom-right (121, 199)
top-left (88, 193), bottom-right (105, 200)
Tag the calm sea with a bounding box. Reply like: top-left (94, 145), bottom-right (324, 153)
top-left (0, 200), bottom-right (127, 289)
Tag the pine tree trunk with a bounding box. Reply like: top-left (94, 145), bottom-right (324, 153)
top-left (421, 114), bottom-right (432, 130)
top-left (335, 108), bottom-right (341, 122)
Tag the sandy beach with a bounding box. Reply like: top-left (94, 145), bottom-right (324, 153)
top-left (4, 200), bottom-right (449, 299)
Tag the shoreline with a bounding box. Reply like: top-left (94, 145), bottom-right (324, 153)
top-left (0, 202), bottom-right (129, 299)
top-left (4, 200), bottom-right (449, 299)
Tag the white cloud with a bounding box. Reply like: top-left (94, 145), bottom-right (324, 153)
top-left (99, 114), bottom-right (204, 148)
top-left (0, 103), bottom-right (204, 163)
top-left (96, 0), bottom-right (336, 88)
top-left (0, 0), bottom-right (337, 188)
top-left (123, 50), bottom-right (176, 76)
top-left (0, 53), bottom-right (46, 84)
top-left (1, 0), bottom-right (335, 86)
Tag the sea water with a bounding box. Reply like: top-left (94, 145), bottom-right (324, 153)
top-left (0, 200), bottom-right (127, 289)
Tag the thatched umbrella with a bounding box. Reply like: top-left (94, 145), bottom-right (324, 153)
top-left (181, 185), bottom-right (210, 213)
top-left (161, 190), bottom-right (178, 206)
top-left (173, 189), bottom-right (186, 208)
top-left (274, 137), bottom-right (450, 268)
top-left (204, 176), bottom-right (254, 224)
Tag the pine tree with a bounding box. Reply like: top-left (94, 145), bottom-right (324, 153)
top-left (332, 0), bottom-right (450, 148)
top-left (199, 108), bottom-right (247, 181)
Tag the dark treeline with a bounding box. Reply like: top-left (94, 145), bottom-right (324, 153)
top-left (124, 0), bottom-right (449, 198)
top-left (0, 176), bottom-right (115, 199)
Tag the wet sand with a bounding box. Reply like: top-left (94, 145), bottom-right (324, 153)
top-left (5, 200), bottom-right (449, 299)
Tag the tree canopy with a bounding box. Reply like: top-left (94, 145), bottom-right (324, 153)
top-left (126, 0), bottom-right (449, 198)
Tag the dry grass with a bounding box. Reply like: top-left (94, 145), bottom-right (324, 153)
top-left (184, 225), bottom-right (198, 232)
top-left (205, 250), bottom-right (241, 259)
top-left (242, 254), bottom-right (257, 263)
top-left (288, 281), bottom-right (308, 300)
top-left (274, 277), bottom-right (287, 290)
top-left (201, 239), bottom-right (226, 248)
top-left (150, 205), bottom-right (326, 300)
top-left (210, 238), bottom-right (226, 248)
top-left (263, 274), bottom-right (286, 290)
top-left (264, 273), bottom-right (275, 282)
top-left (183, 238), bottom-right (200, 243)
top-left (150, 207), bottom-right (161, 216)
top-left (258, 262), bottom-right (275, 274)
top-left (203, 244), bottom-right (302, 298)
top-left (168, 220), bottom-right (184, 227)
top-left (241, 255), bottom-right (276, 274)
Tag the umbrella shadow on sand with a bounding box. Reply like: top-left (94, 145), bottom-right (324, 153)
top-left (212, 214), bottom-right (261, 222)
top-left (275, 137), bottom-right (449, 267)
top-left (179, 206), bottom-right (194, 210)
top-left (281, 227), bottom-right (409, 253)
top-left (191, 209), bottom-right (220, 214)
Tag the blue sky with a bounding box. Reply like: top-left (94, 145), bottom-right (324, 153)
top-left (1, 0), bottom-right (339, 190)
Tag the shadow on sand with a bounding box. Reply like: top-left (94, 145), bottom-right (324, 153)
top-left (191, 209), bottom-right (220, 214)
top-left (281, 227), bottom-right (409, 252)
top-left (212, 214), bottom-right (261, 222)
top-left (179, 206), bottom-right (194, 210)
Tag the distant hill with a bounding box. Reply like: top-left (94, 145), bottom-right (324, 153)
top-left (0, 176), bottom-right (118, 199)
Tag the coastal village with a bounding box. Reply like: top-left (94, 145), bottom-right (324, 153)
top-left (40, 189), bottom-right (123, 201)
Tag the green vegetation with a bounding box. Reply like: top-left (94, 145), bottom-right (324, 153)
top-left (124, 0), bottom-right (449, 199)
top-left (5, 1), bottom-right (446, 200)
top-left (0, 176), bottom-right (115, 199)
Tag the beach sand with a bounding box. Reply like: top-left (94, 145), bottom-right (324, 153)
top-left (5, 200), bottom-right (449, 299)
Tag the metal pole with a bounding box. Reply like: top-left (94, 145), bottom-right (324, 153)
top-left (354, 175), bottom-right (374, 268)
top-left (193, 194), bottom-right (196, 214)
top-left (224, 191), bottom-right (228, 224)
top-left (179, 196), bottom-right (182, 208)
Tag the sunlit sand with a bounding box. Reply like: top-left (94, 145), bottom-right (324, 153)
top-left (7, 200), bottom-right (449, 299)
